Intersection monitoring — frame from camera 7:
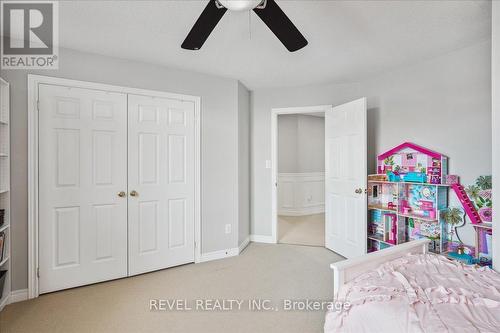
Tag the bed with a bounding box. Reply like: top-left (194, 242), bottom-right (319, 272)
top-left (325, 239), bottom-right (500, 332)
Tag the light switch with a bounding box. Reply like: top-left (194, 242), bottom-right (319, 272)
top-left (265, 160), bottom-right (272, 169)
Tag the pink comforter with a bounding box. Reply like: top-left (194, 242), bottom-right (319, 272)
top-left (324, 254), bottom-right (500, 333)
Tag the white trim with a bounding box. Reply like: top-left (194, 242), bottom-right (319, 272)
top-left (28, 75), bottom-right (202, 298)
top-left (0, 289), bottom-right (29, 311)
top-left (270, 105), bottom-right (332, 245)
top-left (28, 76), bottom-right (38, 299)
top-left (0, 294), bottom-right (8, 311)
top-left (330, 239), bottom-right (429, 300)
top-left (9, 289), bottom-right (28, 303)
top-left (278, 206), bottom-right (325, 217)
top-left (238, 236), bottom-right (250, 254)
top-left (272, 105), bottom-right (333, 115)
top-left (188, 237), bottom-right (250, 264)
top-left (278, 172), bottom-right (325, 177)
top-left (198, 248), bottom-right (239, 263)
top-left (250, 234), bottom-right (276, 243)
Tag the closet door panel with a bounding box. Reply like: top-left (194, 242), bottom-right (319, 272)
top-left (128, 94), bottom-right (195, 275)
top-left (38, 84), bottom-right (128, 294)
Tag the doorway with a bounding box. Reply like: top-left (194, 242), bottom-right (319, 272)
top-left (276, 113), bottom-right (326, 247)
top-left (271, 100), bottom-right (368, 258)
top-left (271, 105), bottom-right (331, 247)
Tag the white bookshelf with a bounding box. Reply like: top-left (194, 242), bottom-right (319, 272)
top-left (0, 77), bottom-right (11, 311)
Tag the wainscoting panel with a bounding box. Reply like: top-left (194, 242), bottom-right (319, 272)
top-left (278, 172), bottom-right (325, 216)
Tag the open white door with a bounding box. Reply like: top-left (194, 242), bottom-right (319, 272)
top-left (325, 98), bottom-right (367, 258)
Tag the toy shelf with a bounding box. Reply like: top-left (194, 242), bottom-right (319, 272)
top-left (368, 142), bottom-right (450, 255)
top-left (367, 178), bottom-right (449, 254)
top-left (368, 179), bottom-right (450, 187)
top-left (368, 207), bottom-right (442, 222)
top-left (367, 204), bottom-right (397, 212)
top-left (473, 223), bottom-right (492, 262)
top-left (368, 180), bottom-right (446, 213)
top-left (473, 223), bottom-right (492, 230)
top-left (369, 142), bottom-right (495, 263)
top-left (397, 212), bottom-right (438, 222)
top-left (367, 233), bottom-right (395, 246)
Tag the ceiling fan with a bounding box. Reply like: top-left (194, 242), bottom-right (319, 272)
top-left (182, 0), bottom-right (308, 52)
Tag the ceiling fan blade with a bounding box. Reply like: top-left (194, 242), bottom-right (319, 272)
top-left (253, 0), bottom-right (308, 52)
top-left (182, 0), bottom-right (227, 50)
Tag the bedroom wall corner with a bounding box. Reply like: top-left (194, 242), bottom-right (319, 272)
top-left (237, 81), bottom-right (251, 249)
top-left (492, 0), bottom-right (500, 272)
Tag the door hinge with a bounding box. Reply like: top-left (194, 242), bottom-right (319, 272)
top-left (37, 267), bottom-right (40, 278)
top-left (36, 100), bottom-right (40, 111)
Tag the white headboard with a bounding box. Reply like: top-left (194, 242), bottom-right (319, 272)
top-left (330, 239), bottom-right (430, 299)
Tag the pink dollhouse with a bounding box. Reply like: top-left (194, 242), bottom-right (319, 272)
top-left (377, 142), bottom-right (448, 184)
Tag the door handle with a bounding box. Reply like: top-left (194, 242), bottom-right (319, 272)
top-left (355, 188), bottom-right (362, 194)
top-left (130, 190), bottom-right (139, 197)
top-left (118, 191), bottom-right (126, 198)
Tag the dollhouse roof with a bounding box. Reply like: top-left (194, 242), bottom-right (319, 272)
top-left (378, 142), bottom-right (442, 160)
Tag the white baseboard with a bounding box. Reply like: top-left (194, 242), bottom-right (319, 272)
top-left (198, 247), bottom-right (239, 263)
top-left (278, 205), bottom-right (325, 216)
top-left (0, 295), bottom-right (8, 311)
top-left (197, 237), bottom-right (251, 264)
top-left (238, 236), bottom-right (250, 254)
top-left (10, 289), bottom-right (28, 303)
top-left (250, 234), bottom-right (276, 244)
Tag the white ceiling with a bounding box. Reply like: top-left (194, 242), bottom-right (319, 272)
top-left (59, 0), bottom-right (491, 90)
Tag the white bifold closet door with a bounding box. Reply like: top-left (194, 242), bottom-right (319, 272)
top-left (127, 94), bottom-right (195, 276)
top-left (38, 85), bottom-right (196, 293)
top-left (38, 85), bottom-right (128, 293)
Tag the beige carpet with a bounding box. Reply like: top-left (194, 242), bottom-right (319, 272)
top-left (0, 243), bottom-right (343, 333)
top-left (278, 214), bottom-right (325, 247)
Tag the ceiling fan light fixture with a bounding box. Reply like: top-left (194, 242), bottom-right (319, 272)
top-left (182, 0), bottom-right (307, 52)
top-left (217, 0), bottom-right (263, 11)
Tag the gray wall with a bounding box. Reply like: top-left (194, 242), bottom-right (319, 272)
top-left (297, 115), bottom-right (325, 173)
top-left (1, 47), bottom-right (244, 291)
top-left (251, 40), bottom-right (492, 246)
top-left (493, 2), bottom-right (499, 271)
top-left (238, 82), bottom-right (251, 246)
top-left (361, 40), bottom-right (491, 246)
top-left (278, 114), bottom-right (325, 173)
top-left (251, 83), bottom-right (360, 236)
top-left (277, 115), bottom-right (299, 173)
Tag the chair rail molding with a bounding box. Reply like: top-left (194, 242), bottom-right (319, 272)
top-left (277, 172), bottom-right (325, 216)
